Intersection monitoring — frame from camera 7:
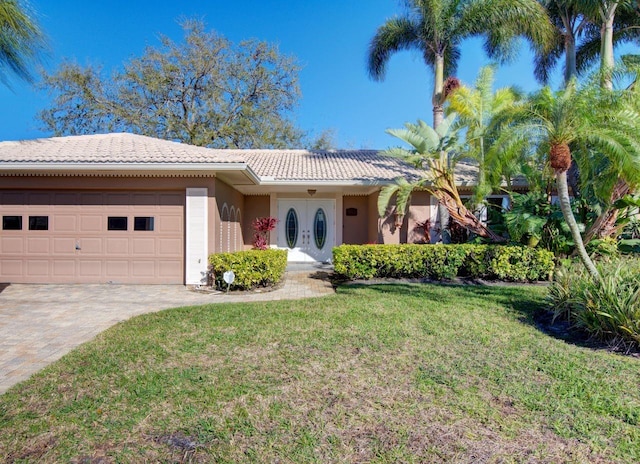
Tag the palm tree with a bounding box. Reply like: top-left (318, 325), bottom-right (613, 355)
top-left (498, 80), bottom-right (640, 279)
top-left (447, 66), bottom-right (523, 209)
top-left (575, 0), bottom-right (640, 89)
top-left (367, 0), bottom-right (554, 130)
top-left (0, 0), bottom-right (46, 85)
top-left (368, 0), bottom-right (553, 242)
top-left (534, 0), bottom-right (589, 85)
top-left (379, 114), bottom-right (506, 242)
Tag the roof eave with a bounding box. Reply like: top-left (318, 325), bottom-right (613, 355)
top-left (0, 162), bottom-right (259, 181)
top-left (257, 179), bottom-right (398, 186)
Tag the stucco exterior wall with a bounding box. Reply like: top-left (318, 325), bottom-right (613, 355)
top-left (242, 195), bottom-right (270, 248)
top-left (407, 191), bottom-right (431, 244)
top-left (342, 196), bottom-right (369, 244)
top-left (213, 179), bottom-right (245, 254)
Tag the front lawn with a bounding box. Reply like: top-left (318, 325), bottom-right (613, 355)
top-left (1, 284), bottom-right (638, 463)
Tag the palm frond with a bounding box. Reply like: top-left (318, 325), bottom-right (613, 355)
top-left (367, 17), bottom-right (422, 81)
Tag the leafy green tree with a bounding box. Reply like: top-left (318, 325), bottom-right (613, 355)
top-left (0, 0), bottom-right (46, 86)
top-left (379, 114), bottom-right (506, 242)
top-left (447, 66), bottom-right (524, 209)
top-left (38, 20), bottom-right (304, 149)
top-left (498, 80), bottom-right (640, 278)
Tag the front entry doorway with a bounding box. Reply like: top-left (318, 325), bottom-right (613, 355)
top-left (277, 199), bottom-right (335, 262)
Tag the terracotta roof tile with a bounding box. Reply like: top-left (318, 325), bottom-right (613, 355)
top-left (0, 133), bottom-right (490, 185)
top-left (222, 149), bottom-right (426, 182)
top-left (0, 133), bottom-right (244, 164)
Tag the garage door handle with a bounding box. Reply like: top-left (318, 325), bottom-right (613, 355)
top-left (75, 242), bottom-right (81, 250)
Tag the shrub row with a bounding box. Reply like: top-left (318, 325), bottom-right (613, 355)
top-left (208, 249), bottom-right (288, 290)
top-left (333, 244), bottom-right (555, 282)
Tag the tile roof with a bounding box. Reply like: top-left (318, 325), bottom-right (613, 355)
top-left (0, 133), bottom-right (245, 164)
top-left (226, 149), bottom-right (426, 182)
top-left (0, 133), bottom-right (493, 186)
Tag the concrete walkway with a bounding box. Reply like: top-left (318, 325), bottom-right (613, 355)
top-left (0, 267), bottom-right (334, 394)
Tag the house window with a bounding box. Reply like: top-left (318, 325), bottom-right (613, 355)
top-left (107, 216), bottom-right (128, 231)
top-left (134, 216), bottom-right (154, 231)
top-left (28, 216), bottom-right (48, 230)
top-left (3, 216), bottom-right (22, 230)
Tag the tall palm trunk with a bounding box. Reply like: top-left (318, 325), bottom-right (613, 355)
top-left (432, 54), bottom-right (445, 129)
top-left (599, 4), bottom-right (617, 90)
top-left (564, 33), bottom-right (577, 83)
top-left (556, 170), bottom-right (600, 279)
top-left (432, 53), bottom-right (451, 242)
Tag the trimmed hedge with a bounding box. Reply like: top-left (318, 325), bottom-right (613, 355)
top-left (209, 249), bottom-right (288, 290)
top-left (333, 244), bottom-right (554, 282)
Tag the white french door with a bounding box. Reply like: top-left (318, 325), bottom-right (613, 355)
top-left (277, 199), bottom-right (335, 262)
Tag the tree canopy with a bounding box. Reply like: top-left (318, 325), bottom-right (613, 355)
top-left (38, 20), bottom-right (306, 149)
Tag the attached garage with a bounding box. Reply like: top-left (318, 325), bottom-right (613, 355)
top-left (0, 190), bottom-right (185, 284)
top-left (0, 133), bottom-right (254, 285)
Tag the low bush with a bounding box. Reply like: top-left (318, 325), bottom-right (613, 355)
top-left (333, 244), bottom-right (554, 282)
top-left (209, 249), bottom-right (288, 290)
top-left (548, 259), bottom-right (640, 347)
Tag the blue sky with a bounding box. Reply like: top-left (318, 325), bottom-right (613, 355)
top-left (1, 0), bottom-right (569, 148)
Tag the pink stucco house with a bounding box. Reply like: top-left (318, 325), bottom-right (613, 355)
top-left (0, 133), bottom-right (504, 285)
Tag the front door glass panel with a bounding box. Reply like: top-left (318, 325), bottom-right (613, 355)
top-left (313, 208), bottom-right (327, 249)
top-left (285, 208), bottom-right (298, 248)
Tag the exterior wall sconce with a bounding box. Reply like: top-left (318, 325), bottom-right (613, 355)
top-left (394, 212), bottom-right (404, 228)
top-left (307, 189), bottom-right (317, 197)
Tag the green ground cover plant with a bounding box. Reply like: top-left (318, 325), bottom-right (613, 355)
top-left (1, 284), bottom-right (638, 463)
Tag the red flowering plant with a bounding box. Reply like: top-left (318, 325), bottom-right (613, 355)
top-left (252, 216), bottom-right (278, 250)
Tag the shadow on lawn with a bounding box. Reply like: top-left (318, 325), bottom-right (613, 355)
top-left (339, 281), bottom-right (606, 352)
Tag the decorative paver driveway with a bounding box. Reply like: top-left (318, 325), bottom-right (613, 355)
top-left (0, 269), bottom-right (334, 394)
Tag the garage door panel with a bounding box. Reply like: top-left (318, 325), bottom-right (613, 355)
top-left (26, 260), bottom-right (49, 276)
top-left (160, 193), bottom-right (184, 206)
top-left (132, 238), bottom-right (155, 254)
top-left (1, 192), bottom-right (24, 205)
top-left (28, 193), bottom-right (50, 205)
top-left (0, 260), bottom-right (23, 277)
top-left (53, 260), bottom-right (75, 277)
top-left (106, 193), bottom-right (131, 206)
top-left (81, 260), bottom-right (103, 277)
top-left (27, 237), bottom-right (50, 254)
top-left (159, 260), bottom-right (182, 277)
top-left (132, 260), bottom-right (155, 277)
top-left (80, 215), bottom-right (102, 232)
top-left (80, 193), bottom-right (103, 205)
top-left (158, 238), bottom-right (182, 255)
top-left (105, 260), bottom-right (128, 277)
top-left (53, 193), bottom-right (78, 206)
top-left (158, 216), bottom-right (183, 233)
top-left (1, 190), bottom-right (185, 284)
top-left (53, 237), bottom-right (75, 253)
top-left (2, 237), bottom-right (23, 253)
top-left (132, 193), bottom-right (157, 206)
top-left (79, 238), bottom-right (102, 254)
top-left (106, 237), bottom-right (129, 254)
top-left (53, 215), bottom-right (77, 232)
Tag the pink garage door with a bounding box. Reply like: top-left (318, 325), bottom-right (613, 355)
top-left (0, 190), bottom-right (184, 284)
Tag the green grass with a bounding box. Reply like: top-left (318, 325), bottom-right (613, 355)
top-left (1, 283), bottom-right (639, 463)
